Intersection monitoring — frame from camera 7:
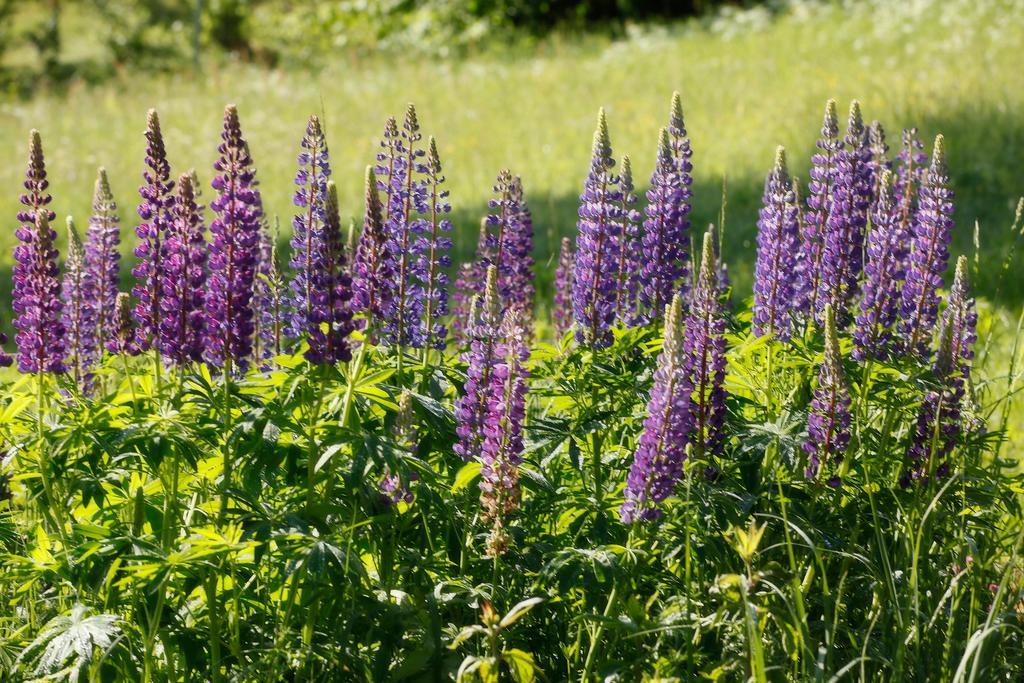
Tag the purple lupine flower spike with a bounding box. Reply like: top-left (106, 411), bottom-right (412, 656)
top-left (818, 101), bottom-right (870, 325)
top-left (353, 166), bottom-right (393, 340)
top-left (254, 220), bottom-right (285, 363)
top-left (84, 167), bottom-right (121, 349)
top-left (853, 171), bottom-right (910, 361)
top-left (480, 306), bottom-right (530, 557)
top-left (13, 131), bottom-right (64, 373)
top-left (900, 135), bottom-right (954, 359)
top-left (380, 390), bottom-right (418, 505)
top-left (132, 109), bottom-right (175, 352)
top-left (620, 294), bottom-right (691, 523)
top-left (640, 128), bottom-right (689, 323)
top-left (753, 146), bottom-right (800, 340)
top-left (450, 219), bottom-right (489, 345)
top-left (159, 173), bottom-right (207, 364)
top-left (454, 266), bottom-right (501, 462)
top-left (203, 104), bottom-right (262, 370)
top-left (684, 230), bottom-right (728, 462)
top-left (507, 176), bottom-right (536, 315)
top-left (413, 136), bottom-right (453, 350)
top-left (798, 100), bottom-right (842, 320)
top-left (894, 128), bottom-right (928, 223)
top-left (612, 155), bottom-right (642, 325)
top-left (867, 121), bottom-right (891, 211)
top-left (573, 108), bottom-right (623, 348)
top-left (667, 92), bottom-right (695, 298)
top-left (107, 292), bottom-right (140, 356)
top-left (311, 180), bottom-right (355, 364)
top-left (552, 237), bottom-right (575, 340)
top-left (902, 257), bottom-right (975, 486)
top-left (803, 304), bottom-right (851, 485)
top-left (61, 218), bottom-right (97, 387)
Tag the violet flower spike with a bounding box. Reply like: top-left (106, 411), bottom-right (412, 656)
top-left (202, 104), bottom-right (263, 370)
top-left (13, 131), bottom-right (64, 374)
top-left (84, 167), bottom-right (121, 348)
top-left (867, 120), bottom-right (892, 212)
top-left (620, 294), bottom-right (691, 523)
top-left (411, 136), bottom-right (453, 350)
top-left (254, 221), bottom-right (285, 364)
top-left (666, 92), bottom-right (695, 298)
top-left (572, 108), bottom-right (623, 348)
top-left (900, 135), bottom-right (955, 359)
top-left (803, 305), bottom-right (851, 485)
top-left (159, 172), bottom-right (208, 364)
top-left (61, 218), bottom-right (97, 386)
top-left (552, 237), bottom-right (575, 340)
top-left (132, 109), bottom-right (175, 352)
top-left (450, 219), bottom-right (489, 345)
top-left (853, 171), bottom-right (909, 360)
top-left (352, 166), bottom-right (394, 341)
top-left (311, 180), bottom-right (355, 364)
top-left (106, 292), bottom-right (140, 356)
top-left (752, 146), bottom-right (800, 340)
top-left (454, 266), bottom-right (501, 462)
top-left (612, 155), bottom-right (642, 325)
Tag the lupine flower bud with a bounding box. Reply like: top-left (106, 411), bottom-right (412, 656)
top-left (412, 136), bottom-right (453, 350)
top-left (552, 237), bottom-right (575, 339)
top-left (159, 173), bottom-right (207, 364)
top-left (132, 109), bottom-right (175, 351)
top-left (352, 166), bottom-right (393, 339)
top-left (753, 146), bottom-right (800, 340)
top-left (203, 104), bottom-right (262, 370)
top-left (853, 171), bottom-right (909, 360)
top-left (621, 294), bottom-right (691, 523)
top-left (684, 231), bottom-right (728, 462)
top-left (84, 167), bottom-right (121, 348)
top-left (380, 390), bottom-right (417, 505)
top-left (573, 108), bottom-right (623, 348)
top-left (454, 267), bottom-right (501, 462)
top-left (106, 292), bottom-right (140, 356)
top-left (803, 305), bottom-right (851, 485)
top-left (640, 128), bottom-right (690, 322)
top-left (900, 135), bottom-right (955, 358)
top-left (61, 218), bottom-right (98, 386)
top-left (480, 306), bottom-right (530, 557)
top-left (13, 131), bottom-right (64, 374)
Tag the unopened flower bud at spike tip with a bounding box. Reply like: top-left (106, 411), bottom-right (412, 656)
top-left (933, 134), bottom-right (945, 164)
top-left (593, 108), bottom-right (611, 159)
top-left (670, 91), bottom-right (684, 130)
top-left (775, 145), bottom-right (787, 171)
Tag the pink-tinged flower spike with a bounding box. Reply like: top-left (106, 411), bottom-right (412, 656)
top-left (13, 131), bottom-right (63, 373)
top-left (797, 100), bottom-right (842, 320)
top-left (480, 306), bottom-right (530, 557)
top-left (620, 293), bottom-right (691, 523)
top-left (640, 128), bottom-right (689, 323)
top-left (803, 305), bottom-right (851, 486)
top-left (552, 237), bottom-right (575, 339)
top-left (253, 220), bottom-right (285, 364)
top-left (753, 147), bottom-right (800, 340)
top-left (132, 109), bottom-right (175, 352)
top-left (853, 171), bottom-right (910, 361)
top-left (61, 218), bottom-right (97, 387)
top-left (159, 173), bottom-right (207, 364)
top-left (454, 267), bottom-right (501, 462)
top-left (684, 231), bottom-right (728, 464)
top-left (902, 256), bottom-right (976, 486)
top-left (84, 168), bottom-right (121, 348)
top-left (612, 155), bottom-right (642, 325)
top-left (412, 136), bottom-right (453, 350)
top-left (450, 219), bottom-right (489, 345)
top-left (106, 292), bottom-right (140, 356)
top-left (572, 108), bottom-right (623, 348)
top-left (202, 104), bottom-right (263, 370)
top-left (352, 166), bottom-right (393, 341)
top-left (900, 135), bottom-right (955, 359)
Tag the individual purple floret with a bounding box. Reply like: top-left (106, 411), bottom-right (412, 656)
top-left (106, 292), bottom-right (140, 356)
top-left (454, 267), bottom-right (501, 462)
top-left (803, 305), bottom-right (851, 485)
top-left (84, 167), bottom-right (121, 349)
top-left (352, 166), bottom-right (394, 341)
top-left (132, 109), bottom-right (175, 352)
top-left (13, 131), bottom-right (64, 374)
top-left (684, 231), bottom-right (728, 460)
top-left (612, 155), bottom-right (642, 324)
top-left (640, 128), bottom-right (690, 323)
top-left (853, 171), bottom-right (909, 361)
top-left (253, 218), bottom-right (285, 364)
top-left (797, 100), bottom-right (842, 320)
top-left (902, 257), bottom-right (976, 486)
top-left (411, 137), bottom-right (453, 350)
top-left (159, 173), bottom-right (207, 364)
top-left (203, 104), bottom-right (263, 370)
top-left (61, 219), bottom-right (97, 386)
top-left (752, 146), bottom-right (800, 340)
top-left (552, 237), bottom-right (575, 340)
top-left (620, 294), bottom-right (690, 523)
top-left (480, 306), bottom-right (530, 557)
top-left (573, 108), bottom-right (623, 348)
top-left (900, 135), bottom-right (954, 358)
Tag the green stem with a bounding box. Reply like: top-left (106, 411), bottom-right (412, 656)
top-left (579, 584), bottom-right (618, 682)
top-left (306, 366), bottom-right (326, 512)
top-left (219, 358), bottom-right (233, 524)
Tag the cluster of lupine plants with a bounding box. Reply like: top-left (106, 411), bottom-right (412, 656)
top-left (0, 94), bottom-right (1022, 682)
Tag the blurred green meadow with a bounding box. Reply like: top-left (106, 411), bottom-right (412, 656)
top-left (1, 0), bottom-right (1022, 442)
